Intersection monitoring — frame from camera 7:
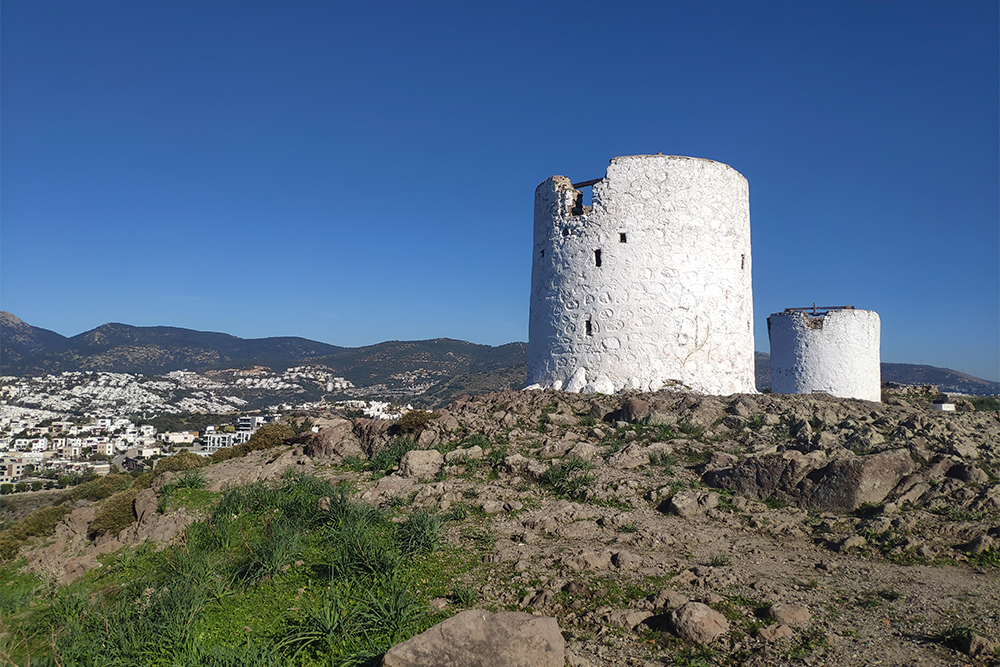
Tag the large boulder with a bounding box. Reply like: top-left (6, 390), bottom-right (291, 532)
top-left (705, 448), bottom-right (915, 512)
top-left (799, 449), bottom-right (915, 512)
top-left (670, 602), bottom-right (729, 645)
top-left (398, 449), bottom-right (444, 479)
top-left (304, 419), bottom-right (364, 461)
top-left (381, 609), bottom-right (564, 667)
top-left (703, 451), bottom-right (820, 503)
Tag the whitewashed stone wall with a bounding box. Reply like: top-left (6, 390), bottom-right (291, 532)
top-left (768, 309), bottom-right (881, 402)
top-left (527, 155), bottom-right (756, 395)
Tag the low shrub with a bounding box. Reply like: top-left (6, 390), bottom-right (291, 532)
top-left (0, 504), bottom-right (74, 560)
top-left (396, 410), bottom-right (435, 434)
top-left (211, 423), bottom-right (295, 463)
top-left (154, 450), bottom-right (209, 474)
top-left (89, 487), bottom-right (139, 537)
top-left (69, 474), bottom-right (132, 502)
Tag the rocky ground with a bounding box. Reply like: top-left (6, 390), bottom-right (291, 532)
top-left (14, 386), bottom-right (1000, 665)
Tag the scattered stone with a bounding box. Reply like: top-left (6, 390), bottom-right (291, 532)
top-left (444, 445), bottom-right (485, 463)
top-left (611, 550), bottom-right (642, 570)
top-left (609, 609), bottom-right (654, 629)
top-left (547, 412), bottom-right (580, 427)
top-left (561, 550), bottom-right (613, 571)
top-left (947, 464), bottom-right (989, 485)
top-left (622, 398), bottom-right (651, 423)
top-left (964, 534), bottom-right (994, 555)
top-left (966, 633), bottom-right (1000, 660)
top-left (838, 535), bottom-right (867, 552)
top-left (757, 624), bottom-right (794, 641)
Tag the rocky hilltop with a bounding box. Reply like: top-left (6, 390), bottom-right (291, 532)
top-left (4, 385), bottom-right (998, 665)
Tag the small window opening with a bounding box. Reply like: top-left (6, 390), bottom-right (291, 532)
top-left (540, 249), bottom-right (545, 258)
top-left (562, 227), bottom-right (569, 237)
top-left (594, 249), bottom-right (602, 267)
top-left (619, 232), bottom-right (627, 243)
top-left (572, 192), bottom-right (585, 216)
top-left (585, 318), bottom-right (593, 336)
top-left (741, 254), bottom-right (745, 270)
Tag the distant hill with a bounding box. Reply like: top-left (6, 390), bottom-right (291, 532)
top-left (753, 352), bottom-right (999, 396)
top-left (0, 312), bottom-right (70, 363)
top-left (2, 312), bottom-right (995, 397)
top-left (0, 313), bottom-right (528, 401)
top-left (1, 312), bottom-right (345, 376)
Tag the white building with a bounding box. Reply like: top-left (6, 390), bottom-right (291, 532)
top-left (163, 431), bottom-right (196, 445)
top-left (204, 431), bottom-right (253, 452)
top-left (768, 307), bottom-right (881, 402)
top-left (528, 154), bottom-right (756, 395)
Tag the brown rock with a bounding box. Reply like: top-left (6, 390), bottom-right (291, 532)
top-left (622, 398), bottom-right (651, 423)
top-left (546, 412), bottom-right (580, 427)
top-left (381, 609), bottom-right (564, 667)
top-left (766, 603), bottom-right (811, 627)
top-left (304, 419), bottom-right (364, 460)
top-left (668, 490), bottom-right (720, 518)
top-left (651, 589), bottom-right (689, 610)
top-left (947, 464), bottom-right (989, 485)
top-left (398, 449), bottom-right (444, 479)
top-left (670, 602), bottom-right (730, 644)
top-left (611, 550), bottom-right (641, 570)
top-left (561, 549), bottom-right (613, 571)
top-left (801, 449), bottom-right (915, 512)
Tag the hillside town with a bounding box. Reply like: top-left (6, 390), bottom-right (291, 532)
top-left (0, 394), bottom-right (413, 490)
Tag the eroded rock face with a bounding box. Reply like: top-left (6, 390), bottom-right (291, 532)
top-left (704, 448), bottom-right (915, 512)
top-left (381, 609), bottom-right (564, 667)
top-left (800, 449), bottom-right (915, 512)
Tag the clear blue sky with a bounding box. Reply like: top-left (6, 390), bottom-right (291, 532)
top-left (2, 1), bottom-right (998, 381)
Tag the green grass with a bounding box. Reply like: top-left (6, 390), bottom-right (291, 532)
top-left (968, 548), bottom-right (1000, 568)
top-left (649, 452), bottom-right (678, 474)
top-left (538, 456), bottom-right (596, 500)
top-left (970, 396), bottom-right (1000, 412)
top-left (369, 435), bottom-right (418, 473)
top-left (0, 472), bottom-right (479, 667)
top-left (709, 552), bottom-right (731, 567)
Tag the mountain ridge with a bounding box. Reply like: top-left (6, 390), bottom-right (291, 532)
top-left (2, 312), bottom-right (996, 395)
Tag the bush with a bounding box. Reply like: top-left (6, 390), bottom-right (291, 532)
top-left (69, 474), bottom-right (132, 502)
top-left (89, 488), bottom-right (139, 537)
top-left (0, 504), bottom-right (73, 560)
top-left (971, 397), bottom-right (1000, 412)
top-left (396, 410), bottom-right (435, 434)
top-left (539, 456), bottom-right (596, 499)
top-left (154, 450), bottom-right (210, 474)
top-left (211, 423), bottom-right (295, 463)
